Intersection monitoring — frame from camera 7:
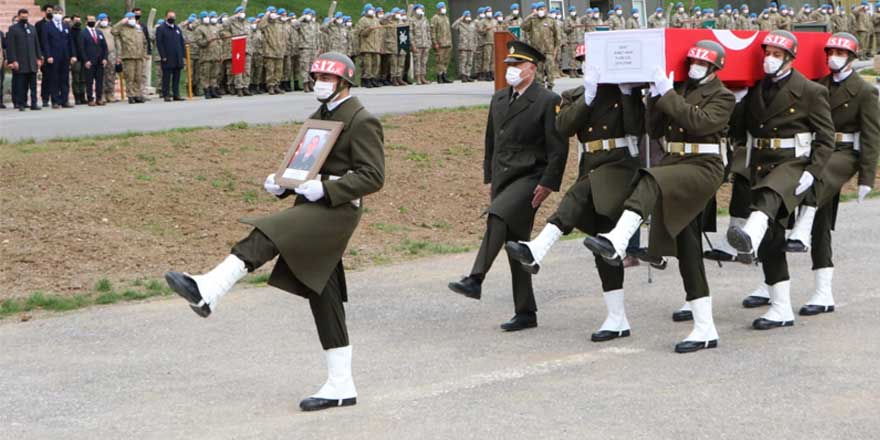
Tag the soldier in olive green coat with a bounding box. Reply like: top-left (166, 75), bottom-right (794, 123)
top-left (166, 52), bottom-right (383, 413)
top-left (584, 41), bottom-right (735, 353)
top-left (648, 7), bottom-right (668, 28)
top-left (507, 49), bottom-right (643, 344)
top-left (220, 8), bottom-right (249, 96)
top-left (448, 41), bottom-right (567, 332)
top-left (411, 5), bottom-right (433, 85)
top-left (298, 10), bottom-right (320, 92)
top-left (727, 31), bottom-right (835, 332)
top-left (112, 13), bottom-right (148, 103)
top-left (193, 12), bottom-right (223, 98)
top-left (759, 33), bottom-right (879, 318)
top-left (562, 8), bottom-right (582, 77)
top-left (432, 3), bottom-right (453, 83)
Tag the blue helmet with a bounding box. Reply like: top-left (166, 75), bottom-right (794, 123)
top-left (376, 7), bottom-right (384, 13)
top-left (536, 2), bottom-right (546, 9)
top-left (234, 6), bottom-right (244, 14)
top-left (257, 13), bottom-right (265, 19)
top-left (390, 7), bottom-right (399, 14)
top-left (199, 11), bottom-right (208, 18)
top-left (568, 6), bottom-right (576, 12)
top-left (209, 11), bottom-right (218, 18)
top-left (335, 12), bottom-right (343, 18)
top-left (614, 4), bottom-right (622, 10)
top-left (511, 4), bottom-right (519, 10)
top-left (750, 12), bottom-right (757, 17)
top-left (266, 6), bottom-right (276, 13)
top-left (98, 13), bottom-right (108, 20)
top-left (125, 12), bottom-right (135, 18)
top-left (704, 8), bottom-right (714, 14)
top-left (277, 8), bottom-right (286, 15)
top-left (436, 2), bottom-right (446, 9)
top-left (676, 2), bottom-right (684, 7)
top-left (344, 15), bottom-right (352, 21)
top-left (632, 8), bottom-right (639, 14)
top-left (495, 11), bottom-right (503, 17)
top-left (770, 2), bottom-right (777, 7)
top-left (247, 17), bottom-right (256, 23)
top-left (656, 7), bottom-right (664, 13)
top-left (463, 10), bottom-right (471, 16)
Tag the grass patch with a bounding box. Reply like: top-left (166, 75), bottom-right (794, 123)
top-left (136, 174), bottom-right (153, 182)
top-left (246, 273), bottom-right (271, 284)
top-left (396, 239), bottom-right (470, 256)
top-left (225, 121), bottom-right (249, 130)
top-left (371, 222), bottom-right (406, 233)
top-left (0, 278), bottom-right (175, 320)
top-left (136, 153), bottom-right (157, 166)
top-left (241, 190), bottom-right (258, 203)
top-left (406, 151), bottom-right (430, 163)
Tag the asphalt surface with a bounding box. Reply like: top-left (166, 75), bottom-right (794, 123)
top-left (0, 78), bottom-right (583, 142)
top-left (2, 199), bottom-right (879, 439)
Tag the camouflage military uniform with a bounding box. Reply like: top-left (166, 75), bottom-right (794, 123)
top-left (354, 14), bottom-right (382, 82)
top-left (452, 16), bottom-right (476, 81)
top-left (625, 16), bottom-right (641, 29)
top-left (521, 13), bottom-right (559, 88)
top-left (101, 23), bottom-right (120, 101)
top-left (298, 17), bottom-right (320, 90)
top-left (757, 14), bottom-right (776, 31)
top-left (286, 20), bottom-right (300, 90)
top-left (258, 16), bottom-right (285, 92)
top-left (379, 15), bottom-right (396, 83)
top-left (182, 21), bottom-right (201, 96)
top-left (250, 24), bottom-right (263, 91)
top-left (476, 15), bottom-right (497, 78)
top-left (607, 13), bottom-right (625, 30)
top-left (391, 18), bottom-right (408, 83)
top-left (648, 12), bottom-right (667, 28)
top-left (221, 15), bottom-right (249, 91)
top-left (671, 11), bottom-right (688, 28)
top-left (322, 20), bottom-right (348, 53)
top-left (242, 23), bottom-right (255, 91)
top-left (854, 7), bottom-right (872, 59)
top-left (831, 11), bottom-right (849, 34)
top-left (716, 12), bottom-right (733, 30)
top-left (431, 11), bottom-right (453, 77)
top-left (411, 12), bottom-right (432, 82)
top-left (563, 15), bottom-right (582, 74)
top-left (776, 13), bottom-right (793, 31)
top-left (112, 20), bottom-right (148, 99)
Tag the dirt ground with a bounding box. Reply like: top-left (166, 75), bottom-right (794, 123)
top-left (0, 107), bottom-right (874, 299)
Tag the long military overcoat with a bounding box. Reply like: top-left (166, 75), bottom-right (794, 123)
top-left (484, 81), bottom-right (568, 237)
top-left (645, 76), bottom-right (735, 256)
top-left (241, 97), bottom-right (385, 298)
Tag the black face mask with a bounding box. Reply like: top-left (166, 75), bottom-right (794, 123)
top-left (87, 21), bottom-right (95, 28)
top-left (46, 12), bottom-right (53, 20)
top-left (73, 22), bottom-right (82, 29)
top-left (166, 17), bottom-right (175, 24)
top-left (135, 14), bottom-right (142, 21)
top-left (19, 17), bottom-right (29, 24)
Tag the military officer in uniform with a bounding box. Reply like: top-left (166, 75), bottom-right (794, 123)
top-left (649, 8), bottom-right (668, 28)
top-left (165, 52), bottom-right (384, 412)
top-left (453, 10), bottom-right (476, 82)
top-left (765, 33), bottom-right (879, 317)
top-left (432, 3), bottom-right (453, 84)
top-left (258, 7), bottom-right (285, 95)
top-left (354, 4), bottom-right (382, 88)
top-left (727, 31), bottom-right (835, 330)
top-left (505, 3), bottom-right (522, 28)
top-left (583, 41), bottom-right (736, 353)
top-left (112, 12), bottom-right (147, 104)
top-left (506, 47), bottom-right (643, 343)
top-left (448, 41), bottom-right (567, 332)
top-left (671, 3), bottom-right (688, 28)
top-left (521, 2), bottom-right (559, 89)
top-left (562, 6), bottom-right (582, 77)
top-left (626, 8), bottom-right (642, 29)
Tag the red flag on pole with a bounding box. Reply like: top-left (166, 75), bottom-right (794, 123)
top-left (231, 36), bottom-right (247, 75)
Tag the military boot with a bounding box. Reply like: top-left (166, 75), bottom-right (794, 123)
top-left (294, 80), bottom-right (303, 91)
top-left (243, 87), bottom-right (252, 96)
top-left (237, 88), bottom-right (244, 97)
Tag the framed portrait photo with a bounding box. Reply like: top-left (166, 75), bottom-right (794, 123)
top-left (275, 119), bottom-right (344, 189)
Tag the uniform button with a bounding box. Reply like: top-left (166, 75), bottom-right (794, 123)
top-left (844, 103), bottom-right (848, 108)
top-left (757, 165), bottom-right (763, 171)
top-left (588, 127), bottom-right (593, 132)
top-left (613, 103), bottom-right (618, 108)
top-left (679, 128), bottom-right (684, 133)
top-left (773, 127), bottom-right (778, 132)
top-left (789, 108), bottom-right (795, 113)
top-left (668, 125), bottom-right (672, 130)
top-left (602, 125), bottom-right (607, 130)
top-left (759, 124), bottom-right (764, 128)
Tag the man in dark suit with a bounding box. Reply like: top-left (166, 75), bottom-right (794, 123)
top-left (448, 40), bottom-right (568, 331)
top-left (7, 8), bottom-right (43, 111)
top-left (35, 4), bottom-right (54, 107)
top-left (41, 7), bottom-right (76, 108)
top-left (156, 10), bottom-right (187, 102)
top-left (1, 27), bottom-right (7, 109)
top-left (78, 14), bottom-right (108, 106)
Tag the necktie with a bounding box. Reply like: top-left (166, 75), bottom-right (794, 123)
top-left (91, 29), bottom-right (97, 42)
top-left (510, 91), bottom-right (519, 105)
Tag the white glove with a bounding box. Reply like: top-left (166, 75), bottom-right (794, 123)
top-left (794, 171), bottom-right (815, 196)
top-left (618, 83), bottom-right (635, 96)
top-left (263, 173), bottom-right (285, 196)
top-left (732, 88), bottom-right (748, 104)
top-left (649, 83), bottom-right (659, 97)
top-left (857, 185), bottom-right (871, 203)
top-left (651, 67), bottom-right (674, 96)
top-left (583, 64), bottom-right (599, 106)
top-left (294, 179), bottom-right (325, 202)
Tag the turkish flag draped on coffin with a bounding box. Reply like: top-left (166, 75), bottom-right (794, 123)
top-left (231, 36), bottom-right (247, 75)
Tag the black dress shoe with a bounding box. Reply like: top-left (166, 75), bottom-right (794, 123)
top-left (742, 295), bottom-right (770, 308)
top-left (500, 314), bottom-right (537, 331)
top-left (164, 272), bottom-right (211, 318)
top-left (591, 329), bottom-right (630, 342)
top-left (674, 339), bottom-right (718, 353)
top-left (299, 397), bottom-right (356, 412)
top-left (672, 310), bottom-right (693, 322)
top-left (30, 105), bottom-right (41, 110)
top-left (799, 304), bottom-right (834, 316)
top-left (630, 248), bottom-right (667, 269)
top-left (174, 96), bottom-right (186, 101)
top-left (448, 276), bottom-right (481, 300)
top-left (782, 239), bottom-right (809, 253)
top-left (752, 317), bottom-right (794, 330)
top-left (703, 249), bottom-right (736, 262)
top-left (582, 235), bottom-right (621, 266)
top-left (504, 241), bottom-right (539, 274)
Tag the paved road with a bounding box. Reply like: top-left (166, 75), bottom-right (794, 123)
top-left (2, 199), bottom-right (878, 439)
top-left (0, 78), bottom-right (583, 142)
